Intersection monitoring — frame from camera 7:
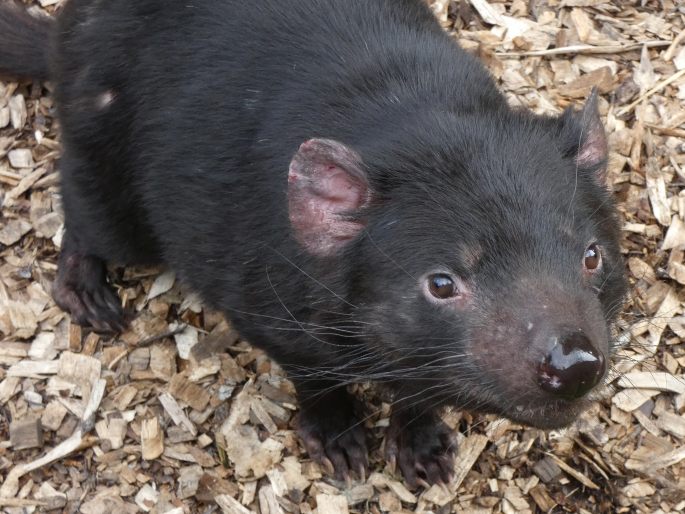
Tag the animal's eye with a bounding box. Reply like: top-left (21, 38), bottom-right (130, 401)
top-left (428, 274), bottom-right (458, 299)
top-left (583, 244), bottom-right (601, 271)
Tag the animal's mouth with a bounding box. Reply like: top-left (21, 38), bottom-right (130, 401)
top-left (500, 397), bottom-right (590, 429)
top-left (446, 385), bottom-right (592, 429)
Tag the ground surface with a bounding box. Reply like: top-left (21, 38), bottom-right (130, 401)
top-left (1, 0), bottom-right (684, 513)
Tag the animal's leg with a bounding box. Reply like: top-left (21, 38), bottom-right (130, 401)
top-left (294, 379), bottom-right (369, 481)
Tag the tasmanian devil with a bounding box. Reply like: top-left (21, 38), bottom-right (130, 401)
top-left (0, 0), bottom-right (627, 486)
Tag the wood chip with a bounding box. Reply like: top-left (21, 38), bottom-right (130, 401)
top-left (177, 464), bottom-right (204, 499)
top-left (618, 372), bottom-right (685, 394)
top-left (545, 453), bottom-right (599, 489)
top-left (612, 388), bottom-right (660, 412)
top-left (95, 414), bottom-right (128, 450)
top-left (58, 351), bottom-right (101, 396)
top-left (281, 456), bottom-right (311, 492)
top-left (421, 434), bottom-right (489, 506)
top-left (147, 271), bottom-right (176, 300)
top-left (168, 373), bottom-right (210, 411)
top-left (33, 212), bottom-right (62, 238)
top-left (149, 342), bottom-right (177, 381)
top-left (8, 94), bottom-right (26, 129)
top-left (0, 219), bottom-right (32, 246)
top-left (220, 424), bottom-right (284, 479)
top-left (258, 485), bottom-right (284, 514)
top-left (622, 480), bottom-right (656, 498)
top-left (451, 434), bottom-right (489, 490)
top-left (174, 325), bottom-right (198, 360)
top-left (316, 494), bottom-right (349, 514)
top-left (215, 494), bottom-right (255, 514)
top-left (533, 456), bottom-right (563, 483)
top-left (134, 484), bottom-right (159, 512)
top-left (656, 412), bottom-right (685, 438)
top-left (251, 398), bottom-right (278, 434)
top-left (0, 106), bottom-right (8, 128)
top-left (159, 392), bottom-right (197, 436)
top-left (29, 332), bottom-right (57, 360)
top-left (385, 478), bottom-right (417, 504)
top-left (196, 473), bottom-right (239, 502)
top-left (8, 359), bottom-right (60, 377)
top-left (266, 469), bottom-right (288, 497)
top-left (188, 355), bottom-right (221, 382)
top-left (10, 416), bottom-right (43, 450)
top-left (345, 484), bottom-right (374, 506)
top-left (529, 484), bottom-right (557, 511)
top-left (7, 148), bottom-right (33, 168)
top-left (141, 417), bottom-right (164, 460)
top-left (41, 400), bottom-right (68, 431)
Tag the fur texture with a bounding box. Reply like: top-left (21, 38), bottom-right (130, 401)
top-left (0, 2), bottom-right (53, 80)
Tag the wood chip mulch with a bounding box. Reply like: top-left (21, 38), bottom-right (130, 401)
top-left (1, 0), bottom-right (684, 512)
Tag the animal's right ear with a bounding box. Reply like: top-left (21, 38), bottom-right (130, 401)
top-left (288, 138), bottom-right (371, 257)
top-left (557, 88), bottom-right (609, 185)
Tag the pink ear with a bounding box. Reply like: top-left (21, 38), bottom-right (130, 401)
top-left (575, 88), bottom-right (608, 176)
top-left (288, 139), bottom-right (371, 256)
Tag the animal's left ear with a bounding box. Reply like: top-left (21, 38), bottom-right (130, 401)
top-left (558, 88), bottom-right (609, 184)
top-left (287, 138), bottom-right (371, 257)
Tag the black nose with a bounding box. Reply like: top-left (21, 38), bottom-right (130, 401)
top-left (537, 332), bottom-right (606, 400)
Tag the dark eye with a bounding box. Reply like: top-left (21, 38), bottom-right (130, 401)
top-left (584, 244), bottom-right (601, 271)
top-left (428, 274), bottom-right (458, 299)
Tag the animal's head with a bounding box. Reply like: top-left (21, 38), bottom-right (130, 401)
top-left (287, 91), bottom-right (627, 428)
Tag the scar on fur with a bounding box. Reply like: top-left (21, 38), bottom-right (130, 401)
top-left (95, 90), bottom-right (116, 110)
top-left (459, 242), bottom-right (484, 270)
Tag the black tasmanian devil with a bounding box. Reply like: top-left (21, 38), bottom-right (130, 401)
top-left (0, 0), bottom-right (627, 486)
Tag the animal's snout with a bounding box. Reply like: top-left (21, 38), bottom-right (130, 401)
top-left (537, 331), bottom-right (606, 400)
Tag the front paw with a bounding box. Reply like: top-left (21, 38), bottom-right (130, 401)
top-left (53, 252), bottom-right (128, 333)
top-left (384, 410), bottom-right (456, 488)
top-left (296, 398), bottom-right (368, 482)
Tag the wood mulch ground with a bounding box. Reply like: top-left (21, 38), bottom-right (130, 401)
top-left (1, 0), bottom-right (684, 512)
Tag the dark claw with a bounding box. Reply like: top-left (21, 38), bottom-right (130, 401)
top-left (296, 394), bottom-right (369, 482)
top-left (300, 422), bottom-right (368, 481)
top-left (53, 251), bottom-right (127, 333)
top-left (400, 458), bottom-right (419, 489)
top-left (326, 443), bottom-right (350, 481)
top-left (345, 441), bottom-right (368, 474)
top-left (423, 461), bottom-right (444, 485)
top-left (387, 453), bottom-right (397, 474)
top-left (385, 410), bottom-right (457, 489)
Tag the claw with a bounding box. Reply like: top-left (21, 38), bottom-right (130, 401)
top-left (323, 457), bottom-right (335, 476)
top-left (53, 250), bottom-right (127, 333)
top-left (417, 477), bottom-right (432, 490)
top-left (387, 454), bottom-right (397, 474)
top-left (439, 481), bottom-right (451, 496)
top-left (296, 393), bottom-right (369, 482)
top-left (384, 409), bottom-right (457, 488)
top-left (358, 464), bottom-right (366, 483)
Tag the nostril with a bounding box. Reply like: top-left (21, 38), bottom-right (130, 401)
top-left (537, 332), bottom-right (606, 400)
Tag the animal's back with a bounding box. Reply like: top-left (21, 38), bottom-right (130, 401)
top-left (54, 0), bottom-right (502, 304)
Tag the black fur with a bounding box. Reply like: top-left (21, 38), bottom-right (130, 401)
top-left (0, 2), bottom-right (53, 80)
top-left (0, 0), bottom-right (627, 485)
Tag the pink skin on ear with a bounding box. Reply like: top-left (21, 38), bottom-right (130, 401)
top-left (288, 138), bottom-right (371, 256)
top-left (575, 88), bottom-right (609, 181)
